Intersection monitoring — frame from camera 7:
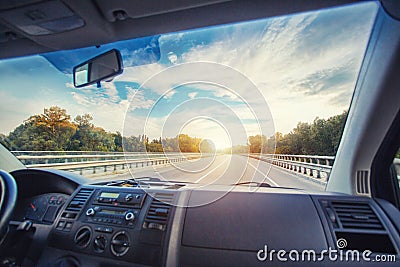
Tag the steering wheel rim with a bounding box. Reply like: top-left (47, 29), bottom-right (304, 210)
top-left (0, 169), bottom-right (17, 245)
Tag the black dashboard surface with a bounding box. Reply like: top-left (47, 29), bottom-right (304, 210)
top-left (182, 191), bottom-right (327, 251)
top-left (2, 169), bottom-right (400, 267)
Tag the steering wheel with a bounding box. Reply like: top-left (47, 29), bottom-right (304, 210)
top-left (0, 169), bottom-right (17, 245)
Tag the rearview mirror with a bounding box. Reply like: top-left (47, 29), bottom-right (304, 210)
top-left (73, 49), bottom-right (123, 88)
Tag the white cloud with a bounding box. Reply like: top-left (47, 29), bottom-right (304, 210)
top-left (0, 91), bottom-right (51, 134)
top-left (163, 90), bottom-right (175, 99)
top-left (71, 4), bottom-right (376, 138)
top-left (188, 92), bottom-right (197, 99)
top-left (65, 82), bottom-right (75, 89)
top-left (70, 92), bottom-right (91, 106)
top-left (125, 86), bottom-right (154, 110)
top-left (161, 7), bottom-right (374, 133)
top-left (102, 82), bottom-right (119, 103)
top-left (167, 52), bottom-right (178, 64)
top-left (2, 3), bottom-right (374, 140)
top-left (67, 82), bottom-right (157, 133)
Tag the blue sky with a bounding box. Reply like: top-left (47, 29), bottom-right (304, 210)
top-left (0, 2), bottom-right (378, 149)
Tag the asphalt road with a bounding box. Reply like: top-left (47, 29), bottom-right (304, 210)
top-left (100, 154), bottom-right (325, 192)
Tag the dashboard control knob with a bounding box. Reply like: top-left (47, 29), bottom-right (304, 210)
top-left (125, 212), bottom-right (135, 221)
top-left (125, 194), bottom-right (133, 202)
top-left (86, 208), bottom-right (95, 216)
top-left (93, 235), bottom-right (107, 253)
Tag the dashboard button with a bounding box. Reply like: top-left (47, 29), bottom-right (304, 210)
top-left (56, 221), bottom-right (65, 230)
top-left (64, 222), bottom-right (73, 231)
top-left (56, 196), bottom-right (64, 205)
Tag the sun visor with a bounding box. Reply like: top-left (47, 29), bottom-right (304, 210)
top-left (96, 0), bottom-right (231, 22)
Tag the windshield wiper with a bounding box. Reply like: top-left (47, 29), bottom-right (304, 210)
top-left (101, 177), bottom-right (193, 188)
top-left (231, 182), bottom-right (304, 190)
top-left (231, 181), bottom-right (272, 188)
top-left (105, 179), bottom-right (140, 187)
top-left (134, 177), bottom-right (195, 184)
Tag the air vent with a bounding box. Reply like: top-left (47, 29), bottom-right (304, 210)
top-left (143, 193), bottom-right (175, 231)
top-left (355, 170), bottom-right (370, 195)
top-left (321, 200), bottom-right (396, 254)
top-left (111, 231), bottom-right (130, 257)
top-left (330, 201), bottom-right (384, 230)
top-left (63, 188), bottom-right (94, 219)
top-left (74, 226), bottom-right (92, 248)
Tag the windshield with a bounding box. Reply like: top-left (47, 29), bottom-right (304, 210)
top-left (0, 2), bottom-right (378, 191)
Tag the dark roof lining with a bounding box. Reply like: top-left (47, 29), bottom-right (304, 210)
top-left (0, 0), bottom-right (43, 11)
top-left (0, 0), bottom-right (363, 59)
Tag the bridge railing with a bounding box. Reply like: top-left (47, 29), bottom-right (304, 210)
top-left (249, 153), bottom-right (335, 180)
top-left (11, 151), bottom-right (203, 175)
top-left (11, 151), bottom-right (335, 179)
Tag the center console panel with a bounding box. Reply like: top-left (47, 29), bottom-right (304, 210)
top-left (44, 186), bottom-right (176, 267)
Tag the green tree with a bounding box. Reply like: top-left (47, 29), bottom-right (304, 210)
top-left (8, 106), bottom-right (76, 151)
top-left (199, 139), bottom-right (215, 153)
top-left (178, 134), bottom-right (199, 152)
top-left (326, 111), bottom-right (347, 154)
top-left (162, 137), bottom-right (179, 152)
top-left (113, 131), bottom-right (123, 152)
top-left (74, 114), bottom-right (93, 128)
top-left (28, 106), bottom-right (75, 136)
top-left (246, 110), bottom-right (348, 156)
top-left (146, 142), bottom-right (163, 152)
top-left (248, 135), bottom-right (266, 153)
top-left (292, 122), bottom-right (312, 154)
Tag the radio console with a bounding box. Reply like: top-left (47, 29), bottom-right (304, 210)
top-left (94, 190), bottom-right (145, 207)
top-left (50, 186), bottom-right (172, 264)
top-left (83, 189), bottom-right (146, 228)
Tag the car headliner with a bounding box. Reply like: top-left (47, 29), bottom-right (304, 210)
top-left (1, 0), bottom-right (397, 60)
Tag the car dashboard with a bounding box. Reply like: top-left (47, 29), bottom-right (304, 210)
top-left (2, 169), bottom-right (400, 267)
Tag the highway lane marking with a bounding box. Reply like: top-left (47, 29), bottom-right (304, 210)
top-left (123, 155), bottom-right (227, 184)
top-left (245, 159), bottom-right (280, 187)
top-left (194, 156), bottom-right (229, 184)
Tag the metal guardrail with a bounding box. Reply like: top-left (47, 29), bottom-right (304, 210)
top-left (13, 151), bottom-right (201, 164)
top-left (249, 153), bottom-right (334, 180)
top-left (12, 151), bottom-right (400, 185)
top-left (12, 151), bottom-right (335, 179)
top-left (12, 151), bottom-right (203, 175)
